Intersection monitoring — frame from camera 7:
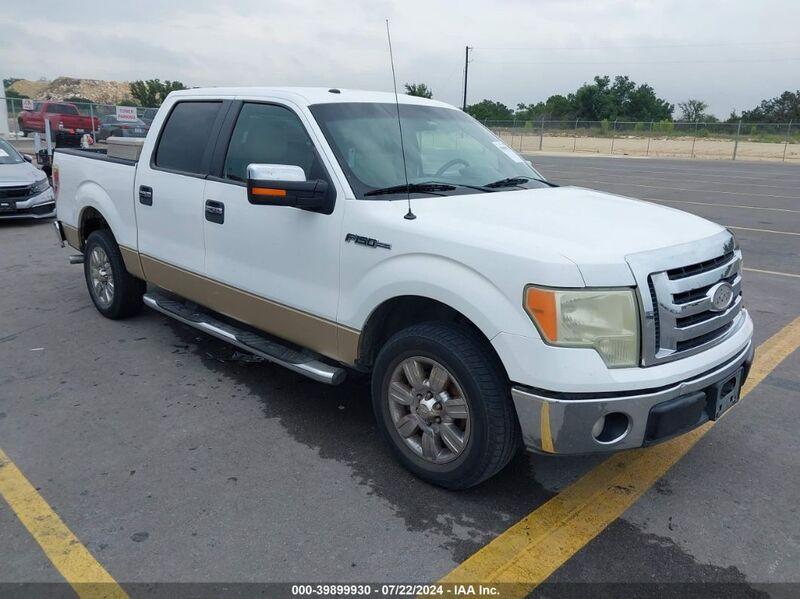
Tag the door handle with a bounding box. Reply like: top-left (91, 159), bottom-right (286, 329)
top-left (139, 185), bottom-right (153, 206)
top-left (205, 199), bottom-right (224, 224)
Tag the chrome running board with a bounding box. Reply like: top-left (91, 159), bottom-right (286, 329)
top-left (143, 290), bottom-right (346, 385)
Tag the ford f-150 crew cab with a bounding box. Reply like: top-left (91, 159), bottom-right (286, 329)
top-left (52, 88), bottom-right (753, 488)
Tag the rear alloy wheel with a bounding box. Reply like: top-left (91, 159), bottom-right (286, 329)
top-left (372, 321), bottom-right (521, 489)
top-left (83, 229), bottom-right (145, 319)
top-left (88, 245), bottom-right (115, 309)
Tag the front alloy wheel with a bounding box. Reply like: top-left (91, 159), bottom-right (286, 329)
top-left (372, 322), bottom-right (521, 489)
top-left (388, 357), bottom-right (471, 464)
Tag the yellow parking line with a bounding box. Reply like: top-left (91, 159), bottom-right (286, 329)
top-left (0, 448), bottom-right (128, 599)
top-left (441, 315), bottom-right (800, 595)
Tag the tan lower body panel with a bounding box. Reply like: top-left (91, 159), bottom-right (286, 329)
top-left (62, 222), bottom-right (145, 280)
top-left (119, 246), bottom-right (145, 280)
top-left (62, 223), bottom-right (81, 250)
top-left (140, 254), bottom-right (360, 365)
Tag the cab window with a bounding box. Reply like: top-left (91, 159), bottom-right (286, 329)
top-left (154, 101), bottom-right (222, 175)
top-left (223, 103), bottom-right (325, 183)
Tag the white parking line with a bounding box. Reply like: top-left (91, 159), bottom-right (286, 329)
top-left (538, 167), bottom-right (799, 191)
top-left (638, 198), bottom-right (800, 214)
top-left (726, 225), bottom-right (800, 236)
top-left (744, 267), bottom-right (800, 279)
top-left (544, 177), bottom-right (800, 200)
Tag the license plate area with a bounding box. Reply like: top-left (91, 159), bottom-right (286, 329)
top-left (709, 369), bottom-right (743, 420)
top-left (0, 199), bottom-right (17, 213)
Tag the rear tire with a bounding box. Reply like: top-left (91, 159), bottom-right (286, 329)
top-left (371, 321), bottom-right (521, 489)
top-left (83, 229), bottom-right (145, 319)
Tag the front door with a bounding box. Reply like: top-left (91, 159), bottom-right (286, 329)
top-left (202, 101), bottom-right (345, 360)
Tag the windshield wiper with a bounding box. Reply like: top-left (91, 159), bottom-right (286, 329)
top-left (483, 176), bottom-right (556, 189)
top-left (364, 182), bottom-right (456, 197)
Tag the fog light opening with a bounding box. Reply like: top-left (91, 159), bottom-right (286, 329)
top-left (592, 412), bottom-right (630, 444)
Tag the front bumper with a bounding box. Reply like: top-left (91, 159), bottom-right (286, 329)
top-left (0, 189), bottom-right (55, 220)
top-left (511, 340), bottom-right (754, 455)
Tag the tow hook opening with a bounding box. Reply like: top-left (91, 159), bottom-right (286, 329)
top-left (592, 412), bottom-right (630, 444)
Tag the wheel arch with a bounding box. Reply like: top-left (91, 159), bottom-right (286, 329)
top-left (356, 295), bottom-right (509, 382)
top-left (78, 205), bottom-right (113, 249)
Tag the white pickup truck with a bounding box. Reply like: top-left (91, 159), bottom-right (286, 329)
top-left (53, 87), bottom-right (753, 488)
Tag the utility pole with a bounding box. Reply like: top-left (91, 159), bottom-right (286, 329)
top-left (462, 46), bottom-right (472, 111)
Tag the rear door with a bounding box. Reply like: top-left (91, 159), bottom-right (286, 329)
top-left (134, 99), bottom-right (229, 279)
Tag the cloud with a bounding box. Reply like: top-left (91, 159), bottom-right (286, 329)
top-left (2, 0), bottom-right (799, 118)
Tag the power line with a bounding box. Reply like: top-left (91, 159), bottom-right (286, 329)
top-left (477, 57), bottom-right (800, 66)
top-left (475, 40), bottom-right (800, 51)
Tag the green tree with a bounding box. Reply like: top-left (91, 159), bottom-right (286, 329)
top-left (515, 94), bottom-right (574, 120)
top-left (740, 90), bottom-right (800, 122)
top-left (129, 79), bottom-right (187, 107)
top-left (572, 75), bottom-right (673, 121)
top-left (466, 99), bottom-right (513, 122)
top-left (404, 82), bottom-right (433, 98)
top-left (678, 99), bottom-right (716, 122)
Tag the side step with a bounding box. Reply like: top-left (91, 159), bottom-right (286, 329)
top-left (143, 291), bottom-right (346, 385)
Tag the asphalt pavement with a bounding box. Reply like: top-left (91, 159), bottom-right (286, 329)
top-left (0, 155), bottom-right (798, 597)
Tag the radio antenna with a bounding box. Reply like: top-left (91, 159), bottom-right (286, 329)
top-left (385, 19), bottom-right (415, 220)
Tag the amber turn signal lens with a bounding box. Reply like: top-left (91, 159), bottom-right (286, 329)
top-left (525, 287), bottom-right (557, 342)
top-left (251, 187), bottom-right (287, 197)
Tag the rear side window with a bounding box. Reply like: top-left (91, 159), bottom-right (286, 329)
top-left (154, 101), bottom-right (222, 174)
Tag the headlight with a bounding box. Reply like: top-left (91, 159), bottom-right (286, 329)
top-left (31, 177), bottom-right (51, 195)
top-left (524, 286), bottom-right (640, 367)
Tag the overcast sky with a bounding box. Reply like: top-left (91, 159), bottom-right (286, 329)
top-left (2, 0), bottom-right (798, 118)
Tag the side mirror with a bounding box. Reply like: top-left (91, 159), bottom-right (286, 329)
top-left (23, 154), bottom-right (34, 163)
top-left (246, 164), bottom-right (332, 213)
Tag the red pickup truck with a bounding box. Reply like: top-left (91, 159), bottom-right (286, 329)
top-left (18, 102), bottom-right (100, 139)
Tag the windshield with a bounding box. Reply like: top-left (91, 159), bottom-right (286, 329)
top-left (0, 139), bottom-right (24, 165)
top-left (309, 102), bottom-right (548, 199)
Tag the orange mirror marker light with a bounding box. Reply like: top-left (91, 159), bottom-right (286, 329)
top-left (252, 187), bottom-right (287, 197)
top-left (525, 287), bottom-right (558, 342)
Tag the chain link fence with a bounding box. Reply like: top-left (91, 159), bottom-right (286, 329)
top-left (4, 97), bottom-right (158, 145)
top-left (4, 97), bottom-right (798, 163)
top-left (485, 119), bottom-right (799, 162)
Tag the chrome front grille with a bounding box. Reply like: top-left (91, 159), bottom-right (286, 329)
top-left (627, 230), bottom-right (746, 366)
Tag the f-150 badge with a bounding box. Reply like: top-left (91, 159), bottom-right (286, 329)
top-left (345, 233), bottom-right (391, 250)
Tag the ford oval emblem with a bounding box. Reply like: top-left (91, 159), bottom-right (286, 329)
top-left (708, 282), bottom-right (734, 312)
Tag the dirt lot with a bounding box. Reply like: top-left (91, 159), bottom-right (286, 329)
top-left (494, 131), bottom-right (800, 162)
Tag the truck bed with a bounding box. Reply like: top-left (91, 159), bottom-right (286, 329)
top-left (54, 147), bottom-right (139, 253)
top-left (55, 147), bottom-right (138, 166)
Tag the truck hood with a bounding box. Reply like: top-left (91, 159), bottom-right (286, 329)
top-left (410, 185), bottom-right (725, 286)
top-left (0, 162), bottom-right (44, 186)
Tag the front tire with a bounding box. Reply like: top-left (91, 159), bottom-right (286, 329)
top-left (83, 229), bottom-right (145, 319)
top-left (371, 322), bottom-right (521, 489)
